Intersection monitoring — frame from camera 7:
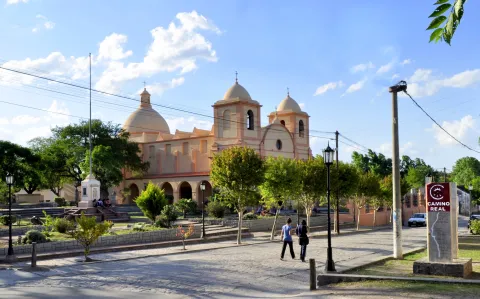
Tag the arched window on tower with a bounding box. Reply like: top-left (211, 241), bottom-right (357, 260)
top-left (280, 120), bottom-right (286, 126)
top-left (299, 120), bottom-right (305, 137)
top-left (246, 110), bottom-right (254, 130)
top-left (223, 110), bottom-right (231, 130)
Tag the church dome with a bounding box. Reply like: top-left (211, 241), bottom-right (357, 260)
top-left (122, 88), bottom-right (170, 134)
top-left (277, 94), bottom-right (302, 113)
top-left (223, 82), bottom-right (252, 101)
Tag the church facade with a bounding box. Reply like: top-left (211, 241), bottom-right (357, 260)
top-left (115, 79), bottom-right (312, 206)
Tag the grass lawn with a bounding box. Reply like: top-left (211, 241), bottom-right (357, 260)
top-left (0, 219), bottom-right (34, 229)
top-left (333, 280), bottom-right (480, 298)
top-left (346, 238), bottom-right (480, 280)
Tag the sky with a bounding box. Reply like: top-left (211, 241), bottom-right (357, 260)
top-left (0, 0), bottom-right (480, 171)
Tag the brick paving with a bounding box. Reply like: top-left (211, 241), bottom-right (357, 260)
top-left (0, 226), bottom-right (427, 298)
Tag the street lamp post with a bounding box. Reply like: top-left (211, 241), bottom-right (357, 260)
top-left (200, 182), bottom-right (206, 239)
top-left (323, 143), bottom-right (336, 272)
top-left (6, 174), bottom-right (15, 259)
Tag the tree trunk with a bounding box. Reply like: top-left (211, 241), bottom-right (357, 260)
top-left (373, 209), bottom-right (377, 227)
top-left (50, 187), bottom-right (61, 197)
top-left (270, 209), bottom-right (280, 241)
top-left (333, 208), bottom-right (338, 233)
top-left (356, 207), bottom-right (360, 231)
top-left (389, 209), bottom-right (392, 223)
top-left (305, 206), bottom-right (311, 230)
top-left (237, 210), bottom-right (243, 245)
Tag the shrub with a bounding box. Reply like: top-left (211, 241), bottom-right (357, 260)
top-left (162, 205), bottom-right (178, 226)
top-left (471, 219), bottom-right (480, 235)
top-left (155, 215), bottom-right (169, 228)
top-left (0, 215), bottom-right (17, 226)
top-left (174, 198), bottom-right (197, 218)
top-left (133, 222), bottom-right (146, 232)
top-left (243, 212), bottom-right (258, 220)
top-left (135, 182), bottom-right (168, 223)
top-left (72, 212), bottom-right (111, 261)
top-left (54, 197), bottom-right (66, 207)
top-left (206, 200), bottom-right (226, 218)
top-left (54, 218), bottom-right (75, 234)
top-left (22, 230), bottom-right (47, 244)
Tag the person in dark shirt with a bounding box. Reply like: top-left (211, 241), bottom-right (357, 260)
top-left (296, 219), bottom-right (309, 262)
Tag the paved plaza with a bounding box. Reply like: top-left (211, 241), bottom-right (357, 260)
top-left (0, 226), bottom-right (427, 298)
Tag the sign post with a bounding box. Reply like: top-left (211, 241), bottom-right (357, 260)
top-left (413, 182), bottom-right (471, 278)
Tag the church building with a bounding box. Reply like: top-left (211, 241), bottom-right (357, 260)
top-left (115, 78), bottom-right (312, 206)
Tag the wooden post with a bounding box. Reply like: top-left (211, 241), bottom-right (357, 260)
top-left (309, 258), bottom-right (316, 290)
top-left (31, 242), bottom-right (37, 268)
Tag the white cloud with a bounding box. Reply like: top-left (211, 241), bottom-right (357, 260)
top-left (46, 100), bottom-right (70, 121)
top-left (137, 77), bottom-right (185, 96)
top-left (6, 0), bottom-right (28, 5)
top-left (376, 62), bottom-right (394, 74)
top-left (405, 69), bottom-right (480, 98)
top-left (166, 116), bottom-right (213, 133)
top-left (313, 81), bottom-right (344, 96)
top-left (345, 79), bottom-right (367, 94)
top-left (95, 11), bottom-right (220, 93)
top-left (378, 141), bottom-right (416, 156)
top-left (11, 115), bottom-right (41, 125)
top-left (350, 62), bottom-right (375, 73)
top-left (97, 33), bottom-right (133, 61)
top-left (430, 115), bottom-right (476, 146)
top-left (0, 118), bottom-right (8, 125)
top-left (32, 15), bottom-right (55, 33)
top-left (401, 59), bottom-right (412, 65)
top-left (0, 52), bottom-right (90, 85)
top-left (299, 103), bottom-right (305, 110)
top-left (392, 74), bottom-right (400, 80)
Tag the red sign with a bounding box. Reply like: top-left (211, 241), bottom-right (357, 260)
top-left (426, 183), bottom-right (450, 212)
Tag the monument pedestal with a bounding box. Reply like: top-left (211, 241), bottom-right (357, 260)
top-left (78, 201), bottom-right (94, 208)
top-left (79, 174), bottom-right (100, 209)
top-left (413, 257), bottom-right (472, 278)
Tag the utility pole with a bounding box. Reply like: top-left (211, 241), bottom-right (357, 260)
top-left (444, 167), bottom-right (447, 182)
top-left (89, 53), bottom-right (92, 176)
top-left (335, 131), bottom-right (340, 234)
top-left (389, 81), bottom-right (407, 259)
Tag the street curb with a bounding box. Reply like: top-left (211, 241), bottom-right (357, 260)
top-left (337, 246), bottom-right (427, 274)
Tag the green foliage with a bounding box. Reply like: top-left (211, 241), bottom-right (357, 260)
top-left (205, 200), bottom-right (226, 218)
top-left (155, 215), bottom-right (170, 228)
top-left (352, 150), bottom-right (392, 178)
top-left (22, 229), bottom-right (48, 244)
top-left (0, 140), bottom-right (40, 193)
top-left (405, 164), bottom-right (434, 189)
top-left (331, 161), bottom-right (360, 210)
top-left (175, 198), bottom-right (197, 217)
top-left (210, 147), bottom-right (264, 212)
top-left (451, 157), bottom-right (480, 186)
top-left (72, 212), bottom-right (111, 260)
top-left (243, 212), bottom-right (258, 220)
top-left (133, 222), bottom-right (147, 231)
top-left (53, 218), bottom-right (75, 234)
top-left (297, 157), bottom-right (326, 220)
top-left (260, 156), bottom-right (301, 211)
top-left (54, 197), bottom-right (66, 207)
top-left (470, 220), bottom-right (480, 235)
top-left (160, 204), bottom-right (178, 227)
top-left (135, 182), bottom-right (168, 223)
top-left (42, 210), bottom-right (55, 235)
top-left (0, 215), bottom-right (17, 226)
top-left (427, 0), bottom-right (466, 45)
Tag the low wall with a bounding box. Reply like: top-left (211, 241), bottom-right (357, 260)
top-left (0, 226), bottom-right (201, 256)
top-left (0, 225), bottom-right (44, 237)
top-left (16, 194), bottom-right (44, 204)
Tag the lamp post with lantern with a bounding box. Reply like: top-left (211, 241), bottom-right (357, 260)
top-left (6, 174), bottom-right (15, 259)
top-left (323, 143), bottom-right (336, 272)
top-left (200, 182), bottom-right (206, 239)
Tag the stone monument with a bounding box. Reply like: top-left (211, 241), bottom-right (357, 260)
top-left (78, 174), bottom-right (101, 208)
top-left (413, 182), bottom-right (472, 278)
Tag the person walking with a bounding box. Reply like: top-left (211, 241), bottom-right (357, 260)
top-left (280, 218), bottom-right (295, 260)
top-left (296, 219), bottom-right (309, 262)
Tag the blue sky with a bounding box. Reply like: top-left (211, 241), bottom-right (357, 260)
top-left (1, 0), bottom-right (480, 170)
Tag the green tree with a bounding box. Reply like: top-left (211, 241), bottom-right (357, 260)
top-left (175, 198), bottom-right (197, 218)
top-left (405, 165), bottom-right (434, 188)
top-left (331, 161), bottom-right (360, 232)
top-left (354, 171), bottom-right (381, 230)
top-left (451, 157), bottom-right (480, 186)
top-left (351, 150), bottom-right (392, 178)
top-left (52, 120), bottom-right (148, 197)
top-left (260, 156), bottom-right (301, 240)
top-left (135, 182), bottom-right (168, 223)
top-left (297, 157), bottom-right (326, 229)
top-left (210, 147), bottom-right (264, 244)
top-left (427, 0), bottom-right (466, 45)
top-left (0, 141), bottom-right (39, 192)
top-left (72, 213), bottom-right (111, 261)
top-left (380, 175), bottom-right (411, 223)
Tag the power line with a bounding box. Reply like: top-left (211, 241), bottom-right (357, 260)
top-left (0, 65), bottom-right (334, 139)
top-left (338, 133), bottom-right (370, 152)
top-left (403, 90), bottom-right (480, 154)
